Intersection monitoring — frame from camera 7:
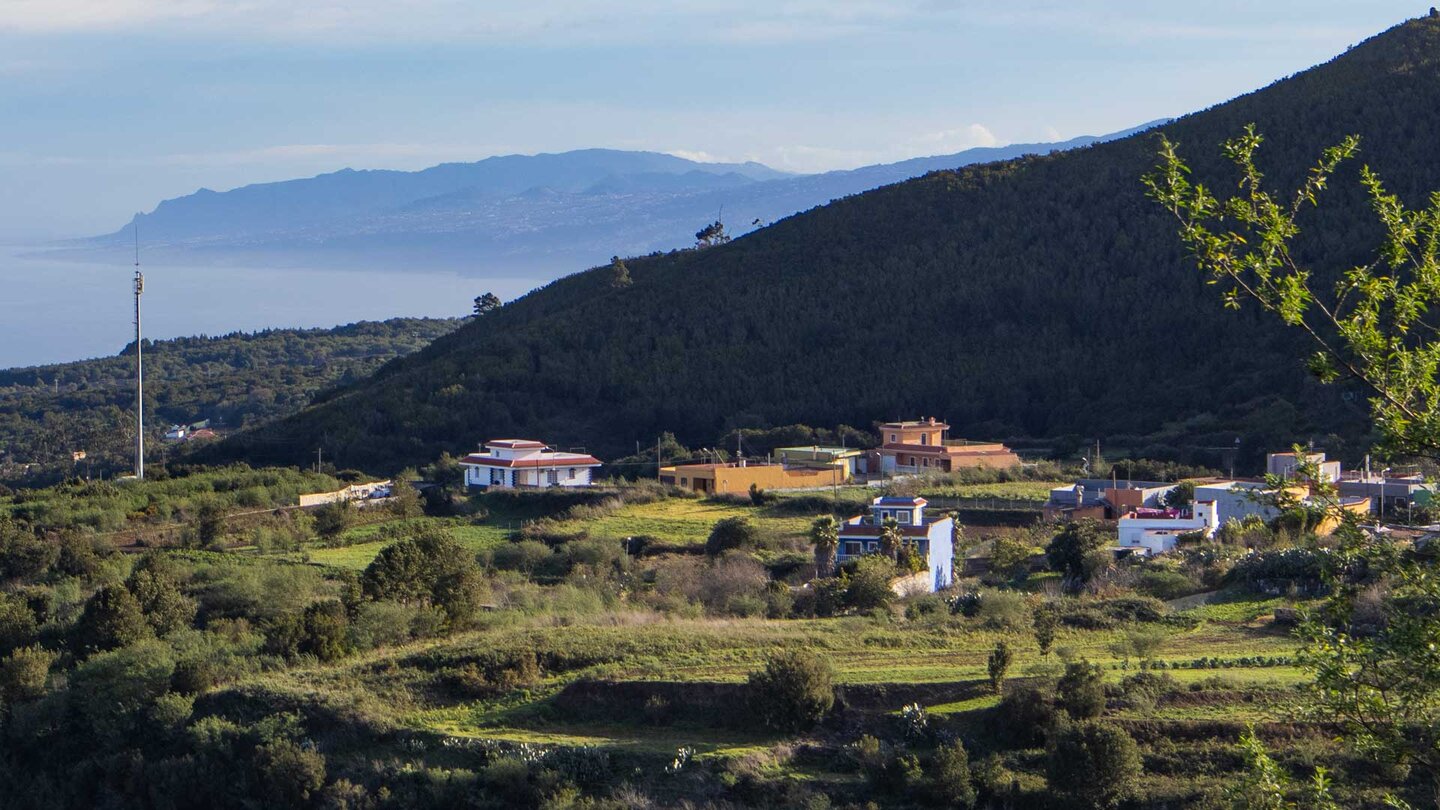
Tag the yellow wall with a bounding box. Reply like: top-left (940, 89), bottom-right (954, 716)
top-left (662, 464), bottom-right (844, 494)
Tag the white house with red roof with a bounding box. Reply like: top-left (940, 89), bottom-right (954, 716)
top-left (837, 496), bottom-right (955, 592)
top-left (1116, 500), bottom-right (1218, 556)
top-left (460, 439), bottom-right (602, 490)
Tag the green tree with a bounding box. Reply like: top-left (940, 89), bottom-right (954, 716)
top-left (298, 600), bottom-right (351, 662)
top-left (0, 644), bottom-right (54, 705)
top-left (1056, 660), bottom-right (1107, 719)
top-left (1150, 127), bottom-right (1440, 797)
top-left (1146, 124), bottom-right (1440, 457)
top-left (0, 593), bottom-right (38, 653)
top-left (387, 475), bottom-right (423, 518)
top-left (189, 499), bottom-right (227, 549)
top-left (987, 640), bottom-right (1013, 693)
top-left (843, 554), bottom-right (896, 612)
top-left (928, 741), bottom-right (977, 808)
top-left (361, 526), bottom-right (485, 625)
top-left (808, 515), bottom-right (839, 579)
top-left (71, 584), bottom-right (152, 657)
top-left (1225, 726), bottom-right (1341, 810)
top-left (1033, 606), bottom-right (1059, 656)
top-left (1046, 720), bottom-right (1142, 809)
top-left (1163, 481), bottom-right (1196, 510)
top-left (126, 552), bottom-right (197, 635)
top-left (694, 220), bottom-right (731, 249)
top-left (746, 649), bottom-right (835, 732)
top-left (609, 255), bottom-right (632, 288)
top-left (252, 738), bottom-right (328, 809)
top-left (988, 535), bottom-right (1032, 583)
top-left (472, 292), bottom-right (502, 317)
top-left (1046, 520), bottom-right (1109, 587)
top-left (706, 516), bottom-right (759, 556)
top-left (313, 499), bottom-right (353, 541)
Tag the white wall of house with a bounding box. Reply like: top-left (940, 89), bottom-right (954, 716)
top-left (1193, 482), bottom-right (1280, 525)
top-left (463, 464), bottom-right (594, 489)
top-left (1117, 502), bottom-right (1216, 555)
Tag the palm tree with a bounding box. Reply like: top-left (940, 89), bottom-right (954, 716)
top-left (879, 516), bottom-right (903, 560)
top-left (809, 515), bottom-right (839, 578)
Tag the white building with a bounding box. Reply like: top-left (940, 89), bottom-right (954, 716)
top-left (1192, 480), bottom-right (1286, 525)
top-left (1117, 501), bottom-right (1218, 556)
top-left (460, 439), bottom-right (602, 490)
top-left (1266, 451), bottom-right (1340, 483)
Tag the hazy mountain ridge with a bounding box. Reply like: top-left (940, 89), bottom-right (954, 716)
top-left (78, 129), bottom-right (1162, 274)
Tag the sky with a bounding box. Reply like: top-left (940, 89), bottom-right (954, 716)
top-left (0, 0), bottom-right (1429, 240)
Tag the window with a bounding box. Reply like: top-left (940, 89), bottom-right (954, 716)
top-left (843, 541), bottom-right (863, 556)
top-left (897, 511), bottom-right (911, 524)
top-left (547, 469), bottom-right (559, 485)
top-left (889, 433), bottom-right (897, 442)
top-left (922, 457), bottom-right (929, 467)
top-left (568, 468), bottom-right (576, 478)
top-left (866, 541), bottom-right (878, 552)
top-left (491, 469), bottom-right (503, 485)
top-left (920, 433), bottom-right (929, 445)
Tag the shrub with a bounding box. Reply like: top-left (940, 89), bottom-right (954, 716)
top-left (1056, 661), bottom-right (1107, 719)
top-left (987, 641), bottom-right (1013, 693)
top-left (706, 517), bottom-right (760, 556)
top-left (362, 525), bottom-right (486, 625)
top-left (1033, 606), bottom-right (1059, 655)
top-left (991, 683), bottom-right (1055, 748)
top-left (1045, 520), bottom-right (1109, 586)
top-left (975, 589), bottom-right (1030, 631)
top-left (72, 584), bottom-right (152, 656)
top-left (746, 650), bottom-right (835, 731)
top-left (127, 554), bottom-right (198, 635)
top-left (843, 555), bottom-right (897, 612)
top-left (0, 593), bottom-right (38, 654)
top-left (0, 644), bottom-right (54, 704)
top-left (252, 739), bottom-right (327, 809)
top-left (1136, 569), bottom-right (1203, 600)
top-left (928, 742), bottom-right (976, 808)
top-left (1045, 720), bottom-right (1142, 809)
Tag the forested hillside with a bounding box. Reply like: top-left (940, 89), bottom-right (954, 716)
top-left (0, 318), bottom-right (459, 484)
top-left (214, 17), bottom-right (1440, 475)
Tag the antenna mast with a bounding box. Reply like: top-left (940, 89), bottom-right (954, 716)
top-left (133, 226), bottom-right (145, 480)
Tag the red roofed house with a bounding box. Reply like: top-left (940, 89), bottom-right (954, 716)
top-left (460, 439), bottom-right (602, 490)
top-left (875, 417), bottom-right (1020, 475)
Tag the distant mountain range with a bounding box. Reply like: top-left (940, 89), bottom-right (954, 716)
top-left (76, 128), bottom-right (1164, 277)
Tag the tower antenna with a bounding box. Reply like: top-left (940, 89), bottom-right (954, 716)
top-left (133, 225), bottom-right (145, 480)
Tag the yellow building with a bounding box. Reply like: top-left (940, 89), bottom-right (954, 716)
top-left (659, 460), bottom-right (844, 495)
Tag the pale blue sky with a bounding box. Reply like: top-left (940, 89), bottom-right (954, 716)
top-left (0, 0), bottom-right (1427, 239)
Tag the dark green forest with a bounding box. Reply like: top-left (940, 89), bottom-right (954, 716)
top-left (211, 19), bottom-right (1440, 476)
top-left (0, 318), bottom-right (459, 485)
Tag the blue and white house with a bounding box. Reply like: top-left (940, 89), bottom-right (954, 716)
top-left (836, 496), bottom-right (955, 592)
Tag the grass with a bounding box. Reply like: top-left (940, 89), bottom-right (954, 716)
top-left (917, 480), bottom-right (1067, 501)
top-left (557, 498), bottom-right (820, 546)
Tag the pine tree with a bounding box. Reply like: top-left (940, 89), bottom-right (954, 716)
top-left (609, 255), bottom-right (632, 288)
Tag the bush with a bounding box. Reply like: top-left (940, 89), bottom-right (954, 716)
top-left (0, 644), bottom-right (54, 704)
top-left (252, 738), bottom-right (327, 809)
top-left (1135, 569), bottom-right (1203, 600)
top-left (1045, 720), bottom-right (1142, 809)
top-left (928, 741), bottom-right (976, 808)
top-left (706, 517), bottom-right (760, 556)
top-left (1056, 661), bottom-right (1107, 719)
top-left (72, 584), bottom-right (153, 657)
top-left (844, 555), bottom-right (897, 612)
top-left (987, 641), bottom-right (1013, 693)
top-left (991, 683), bottom-right (1055, 748)
top-left (747, 650), bottom-right (835, 731)
top-left (975, 589), bottom-right (1031, 631)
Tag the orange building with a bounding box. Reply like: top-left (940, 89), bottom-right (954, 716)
top-left (875, 417), bottom-right (1020, 475)
top-left (659, 460), bottom-right (844, 494)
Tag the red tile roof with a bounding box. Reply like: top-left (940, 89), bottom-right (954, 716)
top-left (461, 453), bottom-right (600, 468)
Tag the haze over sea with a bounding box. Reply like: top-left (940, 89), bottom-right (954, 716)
top-left (0, 246), bottom-right (526, 369)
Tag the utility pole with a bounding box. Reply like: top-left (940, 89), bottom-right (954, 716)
top-left (133, 228), bottom-right (145, 481)
top-left (656, 436), bottom-right (662, 480)
top-left (315, 447), bottom-right (323, 474)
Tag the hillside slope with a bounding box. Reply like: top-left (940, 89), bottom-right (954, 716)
top-left (212, 17), bottom-right (1440, 473)
top-left (1, 317), bottom-right (459, 484)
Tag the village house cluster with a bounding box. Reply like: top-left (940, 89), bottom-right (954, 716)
top-left (1044, 450), bottom-right (1421, 557)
